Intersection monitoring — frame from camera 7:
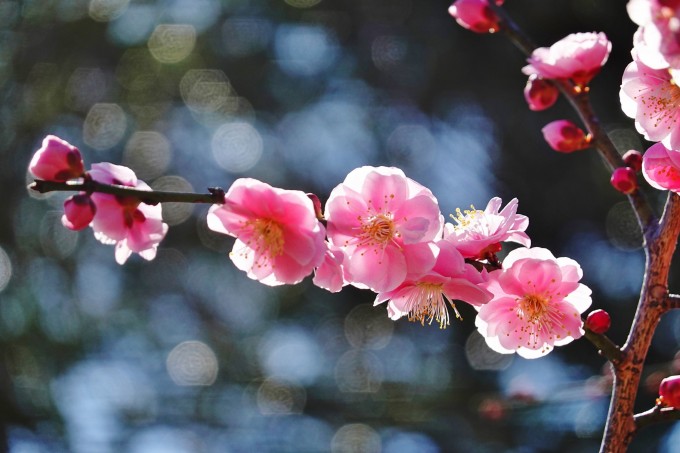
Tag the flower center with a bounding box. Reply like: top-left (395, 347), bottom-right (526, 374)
top-left (636, 75), bottom-right (680, 128)
top-left (451, 206), bottom-right (485, 234)
top-left (247, 218), bottom-right (285, 259)
top-left (405, 282), bottom-right (461, 329)
top-left (518, 294), bottom-right (549, 323)
top-left (360, 213), bottom-right (396, 245)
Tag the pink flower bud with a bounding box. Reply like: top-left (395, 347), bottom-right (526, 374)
top-left (307, 192), bottom-right (324, 221)
top-left (659, 375), bottom-right (680, 408)
top-left (622, 150), bottom-right (643, 173)
top-left (524, 75), bottom-right (559, 111)
top-left (448, 0), bottom-right (504, 34)
top-left (541, 120), bottom-right (590, 152)
top-left (29, 135), bottom-right (85, 182)
top-left (585, 309), bottom-right (611, 334)
top-left (610, 167), bottom-right (638, 195)
top-left (62, 194), bottom-right (96, 231)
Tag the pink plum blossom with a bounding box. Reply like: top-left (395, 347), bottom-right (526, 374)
top-left (641, 142), bottom-right (680, 191)
top-left (522, 32), bottom-right (612, 87)
top-left (443, 197), bottom-right (530, 260)
top-left (610, 167), bottom-right (638, 194)
top-left (541, 119), bottom-right (590, 152)
top-left (448, 0), bottom-right (504, 34)
top-left (375, 241), bottom-right (491, 328)
top-left (89, 163), bottom-right (168, 265)
top-left (62, 194), bottom-right (96, 231)
top-left (627, 0), bottom-right (680, 70)
top-left (313, 246), bottom-right (347, 293)
top-left (207, 178), bottom-right (327, 286)
top-left (620, 53), bottom-right (680, 150)
top-left (29, 135), bottom-right (85, 182)
top-left (324, 166), bottom-right (444, 293)
top-left (475, 247), bottom-right (592, 359)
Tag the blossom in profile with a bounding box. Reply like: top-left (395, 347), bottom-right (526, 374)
top-left (448, 0), bottom-right (504, 34)
top-left (89, 163), bottom-right (168, 265)
top-left (541, 120), bottom-right (590, 153)
top-left (523, 32), bottom-right (612, 87)
top-left (641, 142), bottom-right (680, 192)
top-left (627, 0), bottom-right (680, 70)
top-left (620, 53), bottom-right (680, 150)
top-left (207, 178), bottom-right (326, 286)
top-left (443, 197), bottom-right (530, 261)
top-left (375, 241), bottom-right (491, 328)
top-left (29, 135), bottom-right (85, 182)
top-left (475, 247), bottom-right (592, 359)
top-left (313, 246), bottom-right (347, 293)
top-left (62, 194), bottom-right (96, 231)
top-left (324, 166), bottom-right (443, 293)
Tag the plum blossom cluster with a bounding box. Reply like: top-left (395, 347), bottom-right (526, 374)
top-left (29, 135), bottom-right (168, 264)
top-left (27, 144), bottom-right (594, 359)
top-left (205, 165), bottom-right (592, 358)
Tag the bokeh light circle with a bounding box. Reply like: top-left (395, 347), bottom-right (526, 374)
top-left (123, 131), bottom-right (172, 180)
top-left (148, 24), bottom-right (196, 64)
top-left (150, 176), bottom-right (195, 226)
top-left (166, 340), bottom-right (218, 386)
top-left (211, 121), bottom-right (263, 173)
top-left (331, 423), bottom-right (381, 453)
top-left (83, 103), bottom-right (127, 151)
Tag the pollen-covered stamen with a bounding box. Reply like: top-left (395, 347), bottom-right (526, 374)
top-left (235, 218), bottom-right (285, 267)
top-left (450, 205), bottom-right (487, 235)
top-left (404, 282), bottom-right (461, 329)
top-left (636, 76), bottom-right (680, 128)
top-left (515, 293), bottom-right (566, 348)
top-left (359, 213), bottom-right (396, 246)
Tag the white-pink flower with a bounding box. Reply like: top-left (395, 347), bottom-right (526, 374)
top-left (375, 241), bottom-right (491, 328)
top-left (620, 52), bottom-right (680, 150)
top-left (523, 32), bottom-right (612, 87)
top-left (628, 0), bottom-right (680, 70)
top-left (642, 142), bottom-right (680, 191)
top-left (324, 166), bottom-right (443, 293)
top-left (443, 197), bottom-right (530, 260)
top-left (89, 163), bottom-right (168, 265)
top-left (207, 178), bottom-right (327, 286)
top-left (475, 247), bottom-right (592, 359)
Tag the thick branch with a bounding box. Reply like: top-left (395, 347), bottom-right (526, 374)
top-left (28, 179), bottom-right (226, 205)
top-left (634, 405), bottom-right (680, 432)
top-left (583, 327), bottom-right (625, 365)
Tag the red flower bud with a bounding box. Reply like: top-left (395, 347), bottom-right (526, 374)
top-left (622, 150), bottom-right (643, 173)
top-left (62, 194), bottom-right (96, 231)
top-left (659, 375), bottom-right (680, 408)
top-left (448, 0), bottom-right (504, 34)
top-left (585, 309), bottom-right (611, 334)
top-left (541, 120), bottom-right (590, 153)
top-left (524, 75), bottom-right (559, 111)
top-left (610, 167), bottom-right (638, 195)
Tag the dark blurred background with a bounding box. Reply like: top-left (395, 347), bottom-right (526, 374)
top-left (1, 0), bottom-right (679, 451)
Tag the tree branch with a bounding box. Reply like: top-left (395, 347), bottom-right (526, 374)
top-left (28, 179), bottom-right (226, 205)
top-left (668, 294), bottom-right (680, 310)
top-left (634, 405), bottom-right (680, 432)
top-left (583, 327), bottom-right (625, 365)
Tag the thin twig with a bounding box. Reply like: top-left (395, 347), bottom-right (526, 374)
top-left (28, 179), bottom-right (226, 205)
top-left (583, 327), bottom-right (625, 364)
top-left (634, 405), bottom-right (680, 431)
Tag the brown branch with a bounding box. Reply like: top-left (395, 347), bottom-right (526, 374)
top-left (28, 179), bottom-right (226, 205)
top-left (634, 405), bottom-right (680, 432)
top-left (583, 327), bottom-right (625, 365)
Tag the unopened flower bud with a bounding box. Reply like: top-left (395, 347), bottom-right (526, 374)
top-left (585, 309), bottom-right (611, 334)
top-left (29, 135), bottom-right (85, 182)
top-left (610, 167), bottom-right (638, 195)
top-left (307, 193), bottom-right (324, 221)
top-left (659, 375), bottom-right (680, 408)
top-left (524, 75), bottom-right (559, 111)
top-left (448, 0), bottom-right (504, 34)
top-left (622, 150), bottom-right (643, 172)
top-left (62, 194), bottom-right (96, 231)
top-left (541, 120), bottom-right (590, 153)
